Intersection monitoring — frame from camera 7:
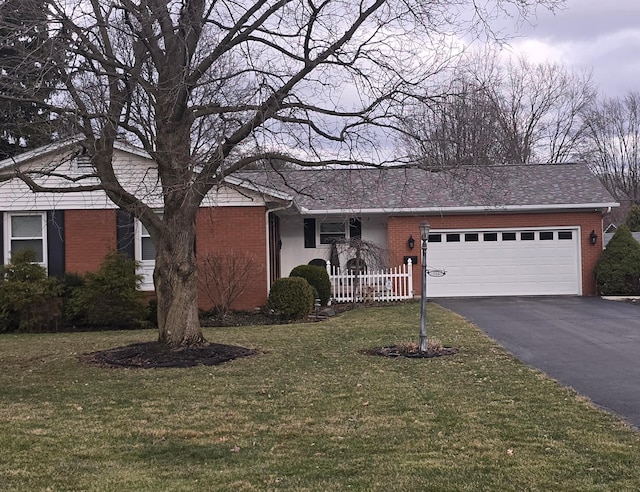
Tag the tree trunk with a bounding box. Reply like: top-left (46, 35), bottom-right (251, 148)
top-left (153, 214), bottom-right (206, 348)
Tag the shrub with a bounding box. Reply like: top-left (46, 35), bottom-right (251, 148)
top-left (594, 225), bottom-right (640, 295)
top-left (625, 205), bottom-right (640, 232)
top-left (58, 272), bottom-right (86, 324)
top-left (66, 251), bottom-right (148, 327)
top-left (268, 277), bottom-right (314, 320)
top-left (0, 249), bottom-right (60, 332)
top-left (197, 251), bottom-right (258, 319)
top-left (147, 297), bottom-right (158, 326)
top-left (290, 264), bottom-right (332, 306)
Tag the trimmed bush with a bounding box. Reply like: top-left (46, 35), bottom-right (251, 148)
top-left (594, 225), bottom-right (640, 295)
top-left (290, 264), bottom-right (332, 306)
top-left (66, 251), bottom-right (148, 328)
top-left (0, 249), bottom-right (60, 332)
top-left (268, 277), bottom-right (314, 320)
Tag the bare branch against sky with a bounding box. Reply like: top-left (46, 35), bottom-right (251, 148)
top-left (0, 0), bottom-right (563, 347)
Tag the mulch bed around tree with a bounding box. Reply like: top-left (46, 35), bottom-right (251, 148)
top-left (79, 301), bottom-right (454, 368)
top-left (80, 342), bottom-right (259, 369)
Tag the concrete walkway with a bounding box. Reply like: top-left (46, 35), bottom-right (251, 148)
top-left (437, 296), bottom-right (640, 428)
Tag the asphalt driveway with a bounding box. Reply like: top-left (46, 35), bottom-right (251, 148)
top-left (437, 296), bottom-right (640, 428)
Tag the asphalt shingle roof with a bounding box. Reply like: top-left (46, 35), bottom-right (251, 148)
top-left (236, 163), bottom-right (617, 213)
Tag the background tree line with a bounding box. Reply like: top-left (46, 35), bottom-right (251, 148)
top-left (399, 51), bottom-right (640, 207)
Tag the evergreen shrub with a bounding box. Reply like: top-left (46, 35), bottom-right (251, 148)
top-left (289, 264), bottom-right (332, 306)
top-left (66, 251), bottom-right (148, 327)
top-left (594, 225), bottom-right (640, 295)
top-left (0, 249), bottom-right (60, 332)
top-left (268, 277), bottom-right (314, 320)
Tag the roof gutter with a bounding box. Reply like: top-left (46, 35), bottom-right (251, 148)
top-left (298, 202), bottom-right (620, 215)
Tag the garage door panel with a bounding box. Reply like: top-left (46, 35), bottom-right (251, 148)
top-left (427, 228), bottom-right (580, 297)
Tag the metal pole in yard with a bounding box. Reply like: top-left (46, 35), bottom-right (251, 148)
top-left (419, 221), bottom-right (430, 354)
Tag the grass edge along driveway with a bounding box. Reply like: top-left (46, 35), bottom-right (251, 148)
top-left (1, 302), bottom-right (639, 491)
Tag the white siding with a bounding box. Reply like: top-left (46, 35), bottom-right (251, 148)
top-left (279, 215), bottom-right (388, 277)
top-left (0, 147), bottom-right (268, 211)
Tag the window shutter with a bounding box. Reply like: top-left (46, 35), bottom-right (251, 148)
top-left (303, 218), bottom-right (316, 248)
top-left (116, 210), bottom-right (135, 259)
top-left (349, 217), bottom-right (362, 239)
top-left (47, 211), bottom-right (65, 277)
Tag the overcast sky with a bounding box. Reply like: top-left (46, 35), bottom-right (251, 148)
top-left (504, 0), bottom-right (640, 97)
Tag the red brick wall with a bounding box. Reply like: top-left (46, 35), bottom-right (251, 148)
top-left (64, 209), bottom-right (117, 273)
top-left (387, 211), bottom-right (604, 296)
top-left (196, 207), bottom-right (268, 311)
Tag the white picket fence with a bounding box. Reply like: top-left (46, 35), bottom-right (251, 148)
top-left (326, 259), bottom-right (414, 303)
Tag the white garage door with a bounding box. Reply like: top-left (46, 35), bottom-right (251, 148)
top-left (425, 228), bottom-right (581, 297)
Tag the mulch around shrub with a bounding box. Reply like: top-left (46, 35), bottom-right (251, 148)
top-left (79, 302), bottom-right (433, 368)
top-left (363, 345), bottom-right (459, 359)
top-left (80, 342), bottom-right (259, 369)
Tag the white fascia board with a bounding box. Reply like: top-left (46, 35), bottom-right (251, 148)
top-left (0, 137), bottom-right (154, 173)
top-left (223, 176), bottom-right (294, 202)
top-left (113, 141), bottom-right (153, 160)
top-left (0, 135), bottom-right (84, 171)
top-left (298, 202), bottom-right (620, 215)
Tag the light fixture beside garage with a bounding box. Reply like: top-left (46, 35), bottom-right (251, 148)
top-left (407, 235), bottom-right (415, 250)
top-left (589, 230), bottom-right (598, 246)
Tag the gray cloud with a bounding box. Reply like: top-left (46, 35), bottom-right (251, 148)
top-left (512, 0), bottom-right (640, 96)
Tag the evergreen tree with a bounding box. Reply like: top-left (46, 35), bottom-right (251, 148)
top-left (0, 0), bottom-right (59, 159)
top-left (624, 205), bottom-right (640, 232)
top-left (594, 225), bottom-right (640, 295)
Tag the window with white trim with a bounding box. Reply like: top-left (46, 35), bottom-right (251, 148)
top-left (135, 212), bottom-right (163, 263)
top-left (134, 214), bottom-right (162, 291)
top-left (135, 214), bottom-right (163, 262)
top-left (319, 221), bottom-right (347, 244)
top-left (140, 221), bottom-right (156, 261)
top-left (4, 212), bottom-right (47, 265)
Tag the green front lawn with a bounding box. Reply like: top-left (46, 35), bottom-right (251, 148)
top-left (1, 303), bottom-right (639, 491)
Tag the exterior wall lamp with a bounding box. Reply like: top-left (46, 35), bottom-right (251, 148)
top-left (589, 230), bottom-right (598, 246)
top-left (407, 235), bottom-right (415, 250)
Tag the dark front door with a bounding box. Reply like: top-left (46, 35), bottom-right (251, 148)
top-left (268, 213), bottom-right (281, 284)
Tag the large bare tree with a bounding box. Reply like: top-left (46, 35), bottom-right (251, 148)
top-left (495, 57), bottom-right (595, 164)
top-left (402, 53), bottom-right (594, 170)
top-left (581, 92), bottom-right (640, 204)
top-left (0, 0), bottom-right (562, 348)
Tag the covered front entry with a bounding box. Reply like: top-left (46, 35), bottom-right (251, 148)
top-left (425, 227), bottom-right (582, 297)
